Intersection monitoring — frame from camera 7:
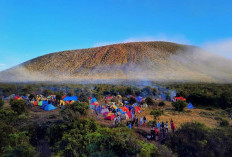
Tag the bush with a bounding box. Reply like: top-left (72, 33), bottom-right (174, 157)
top-left (220, 118), bottom-right (229, 127)
top-left (61, 101), bottom-right (89, 121)
top-left (42, 89), bottom-right (53, 97)
top-left (10, 100), bottom-right (27, 115)
top-left (145, 96), bottom-right (155, 106)
top-left (158, 101), bottom-right (166, 107)
top-left (129, 97), bottom-right (137, 104)
top-left (172, 100), bottom-right (187, 112)
top-left (0, 98), bottom-right (4, 108)
top-left (2, 132), bottom-right (38, 157)
top-left (150, 109), bottom-right (163, 120)
top-left (165, 122), bottom-right (232, 157)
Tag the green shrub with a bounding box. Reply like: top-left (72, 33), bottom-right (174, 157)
top-left (219, 118), bottom-right (229, 127)
top-left (150, 109), bottom-right (163, 120)
top-left (61, 101), bottom-right (89, 121)
top-left (2, 132), bottom-right (38, 157)
top-left (10, 100), bottom-right (27, 115)
top-left (158, 101), bottom-right (166, 107)
top-left (0, 108), bottom-right (18, 124)
top-left (172, 100), bottom-right (187, 112)
top-left (0, 98), bottom-right (4, 108)
top-left (145, 96), bottom-right (155, 106)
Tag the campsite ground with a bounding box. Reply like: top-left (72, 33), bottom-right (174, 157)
top-left (4, 100), bottom-right (231, 133)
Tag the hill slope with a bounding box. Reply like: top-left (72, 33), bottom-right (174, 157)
top-left (0, 41), bottom-right (232, 83)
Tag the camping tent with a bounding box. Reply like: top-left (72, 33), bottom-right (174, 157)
top-left (188, 103), bottom-right (194, 109)
top-left (91, 97), bottom-right (97, 103)
top-left (63, 96), bottom-right (78, 101)
top-left (60, 100), bottom-right (65, 106)
top-left (44, 104), bottom-right (56, 111)
top-left (121, 106), bottom-right (129, 113)
top-left (101, 108), bottom-right (109, 114)
top-left (173, 97), bottom-right (186, 102)
top-left (102, 112), bottom-right (109, 117)
top-left (120, 114), bottom-right (126, 120)
top-left (136, 96), bottom-right (143, 102)
top-left (33, 101), bottom-right (38, 106)
top-left (135, 106), bottom-right (142, 113)
top-left (38, 101), bottom-right (43, 106)
top-left (126, 112), bottom-right (132, 119)
top-left (105, 113), bottom-right (116, 120)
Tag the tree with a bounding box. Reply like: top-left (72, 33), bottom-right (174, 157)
top-left (2, 132), bottom-right (38, 157)
top-left (0, 98), bottom-right (4, 108)
top-left (42, 89), bottom-right (53, 97)
top-left (172, 100), bottom-right (187, 112)
top-left (158, 101), bottom-right (166, 107)
top-left (55, 91), bottom-right (64, 101)
top-left (61, 101), bottom-right (89, 122)
top-left (141, 86), bottom-right (153, 97)
top-left (165, 122), bottom-right (232, 157)
top-left (145, 96), bottom-right (155, 106)
top-left (150, 109), bottom-right (163, 121)
top-left (129, 97), bottom-right (137, 105)
top-left (152, 88), bottom-right (158, 96)
top-left (10, 100), bottom-right (27, 115)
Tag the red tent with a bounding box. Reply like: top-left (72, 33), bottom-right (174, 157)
top-left (126, 112), bottom-right (132, 119)
top-left (13, 95), bottom-right (20, 100)
top-left (33, 101), bottom-right (38, 106)
top-left (121, 106), bottom-right (129, 113)
top-left (105, 114), bottom-right (116, 120)
top-left (135, 106), bottom-right (141, 113)
top-left (173, 97), bottom-right (186, 102)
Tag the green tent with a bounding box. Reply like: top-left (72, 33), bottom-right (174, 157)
top-left (38, 101), bottom-right (43, 106)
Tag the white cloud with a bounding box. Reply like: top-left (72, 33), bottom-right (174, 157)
top-left (202, 38), bottom-right (232, 59)
top-left (93, 34), bottom-right (190, 47)
top-left (0, 63), bottom-right (5, 66)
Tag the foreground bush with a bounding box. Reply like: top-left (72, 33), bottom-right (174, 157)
top-left (165, 122), bottom-right (232, 157)
top-left (172, 100), bottom-right (187, 112)
top-left (10, 99), bottom-right (27, 115)
top-left (0, 98), bottom-right (4, 108)
top-left (150, 109), bottom-right (163, 121)
top-left (52, 118), bottom-right (159, 157)
top-left (145, 96), bottom-right (155, 106)
top-left (60, 101), bottom-right (89, 122)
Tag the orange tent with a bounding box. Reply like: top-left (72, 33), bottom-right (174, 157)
top-left (121, 106), bottom-right (129, 113)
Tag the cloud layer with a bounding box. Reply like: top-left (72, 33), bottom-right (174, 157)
top-left (202, 38), bottom-right (232, 59)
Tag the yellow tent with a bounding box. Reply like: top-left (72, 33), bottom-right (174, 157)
top-left (60, 100), bottom-right (65, 106)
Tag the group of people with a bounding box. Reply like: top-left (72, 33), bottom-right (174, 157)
top-left (150, 119), bottom-right (176, 141)
top-left (126, 116), bottom-right (147, 129)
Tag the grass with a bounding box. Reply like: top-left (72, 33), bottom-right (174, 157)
top-left (136, 101), bottom-right (232, 128)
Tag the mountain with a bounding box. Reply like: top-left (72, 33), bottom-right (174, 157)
top-left (0, 41), bottom-right (232, 83)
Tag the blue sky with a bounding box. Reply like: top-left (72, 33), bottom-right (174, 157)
top-left (0, 0), bottom-right (232, 71)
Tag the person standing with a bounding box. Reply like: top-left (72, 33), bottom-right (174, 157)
top-left (157, 121), bottom-right (161, 130)
top-left (140, 117), bottom-right (143, 126)
top-left (165, 121), bottom-right (169, 133)
top-left (155, 127), bottom-right (159, 141)
top-left (150, 126), bottom-right (155, 140)
top-left (135, 116), bottom-right (139, 126)
top-left (143, 116), bottom-right (147, 127)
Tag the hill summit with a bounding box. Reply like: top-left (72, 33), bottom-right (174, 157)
top-left (0, 41), bottom-right (232, 83)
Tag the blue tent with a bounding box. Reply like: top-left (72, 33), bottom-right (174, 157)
top-left (136, 96), bottom-right (143, 102)
top-left (44, 104), bottom-right (56, 111)
top-left (188, 103), bottom-right (194, 109)
top-left (133, 103), bottom-right (139, 107)
top-left (41, 101), bottom-right (48, 109)
top-left (91, 97), bottom-right (97, 103)
top-left (63, 96), bottom-right (78, 101)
